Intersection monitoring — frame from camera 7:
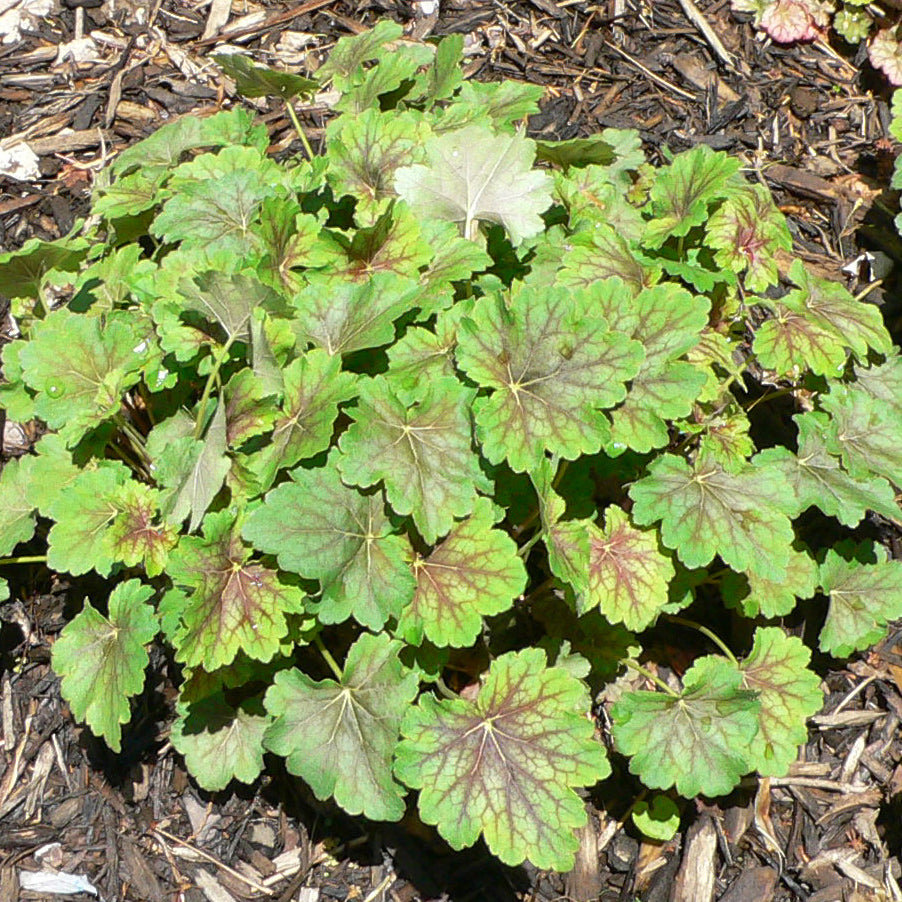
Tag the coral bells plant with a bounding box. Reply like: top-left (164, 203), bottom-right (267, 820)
top-left (732, 0), bottom-right (902, 84)
top-left (1, 22), bottom-right (902, 870)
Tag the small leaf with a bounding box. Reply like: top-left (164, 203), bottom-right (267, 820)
top-left (168, 510), bottom-right (306, 669)
top-left (0, 237), bottom-right (88, 302)
top-left (584, 506), bottom-right (674, 631)
top-left (738, 628), bottom-right (822, 776)
top-left (397, 498), bottom-right (527, 647)
top-left (0, 457), bottom-right (37, 556)
top-left (395, 648), bottom-right (610, 871)
top-left (632, 795), bottom-right (681, 841)
top-left (171, 693), bottom-right (269, 791)
top-left (611, 656), bottom-right (759, 798)
top-left (52, 580), bottom-right (158, 752)
top-left (722, 546), bottom-right (818, 618)
top-left (643, 146), bottom-right (742, 248)
top-left (265, 632), bottom-right (419, 821)
top-left (819, 547), bottom-right (902, 657)
top-left (105, 481), bottom-right (178, 578)
top-left (338, 376), bottom-right (490, 544)
top-left (213, 53), bottom-right (318, 100)
top-left (394, 125), bottom-right (553, 245)
top-left (242, 465), bottom-right (415, 630)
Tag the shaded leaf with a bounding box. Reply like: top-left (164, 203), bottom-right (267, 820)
top-left (265, 632), bottom-right (418, 820)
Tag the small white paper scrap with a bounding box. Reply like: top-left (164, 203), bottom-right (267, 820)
top-left (0, 142), bottom-right (40, 181)
top-left (19, 869), bottom-right (100, 897)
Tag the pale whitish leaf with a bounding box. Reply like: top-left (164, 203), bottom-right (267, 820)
top-left (394, 125), bottom-right (553, 245)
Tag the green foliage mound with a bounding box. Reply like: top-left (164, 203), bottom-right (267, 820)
top-left (2, 22), bottom-right (901, 871)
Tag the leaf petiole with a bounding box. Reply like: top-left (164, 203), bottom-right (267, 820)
top-left (194, 333), bottom-right (239, 440)
top-left (664, 614), bottom-right (738, 665)
top-left (0, 555), bottom-right (47, 566)
top-left (314, 633), bottom-right (343, 681)
top-left (624, 659), bottom-right (679, 697)
top-left (286, 102), bottom-right (314, 161)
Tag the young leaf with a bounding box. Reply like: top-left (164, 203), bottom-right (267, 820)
top-left (264, 632), bottom-right (418, 821)
top-left (610, 655), bottom-right (760, 798)
top-left (167, 510), bottom-right (306, 669)
top-left (440, 81), bottom-right (544, 131)
top-left (631, 795), bottom-right (681, 842)
top-left (315, 19), bottom-right (404, 92)
top-left (242, 465), bottom-right (415, 630)
top-left (337, 376), bottom-right (490, 544)
top-left (171, 693), bottom-right (269, 791)
top-left (0, 237), bottom-right (88, 302)
top-left (818, 547), bottom-right (902, 657)
top-left (47, 463), bottom-right (130, 577)
top-left (394, 125), bottom-right (553, 245)
top-left (0, 457), bottom-right (37, 555)
top-left (737, 628), bottom-right (822, 776)
top-left (706, 183), bottom-right (791, 292)
top-left (396, 498), bottom-right (527, 647)
top-left (394, 648), bottom-right (610, 871)
top-left (583, 505), bottom-right (674, 631)
top-left (52, 580), bottom-right (158, 752)
top-left (105, 481), bottom-right (178, 578)
top-left (755, 413), bottom-right (901, 526)
top-left (213, 53), bottom-right (318, 100)
top-left (629, 454), bottom-right (795, 579)
top-left (455, 287), bottom-right (644, 473)
top-left (643, 145), bottom-right (742, 248)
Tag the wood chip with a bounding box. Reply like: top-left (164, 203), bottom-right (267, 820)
top-left (672, 815), bottom-right (717, 902)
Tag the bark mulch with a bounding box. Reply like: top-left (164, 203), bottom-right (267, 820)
top-left (2, 1), bottom-right (902, 900)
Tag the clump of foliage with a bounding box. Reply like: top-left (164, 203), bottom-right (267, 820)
top-left (732, 0), bottom-right (902, 84)
top-left (2, 21), bottom-right (902, 871)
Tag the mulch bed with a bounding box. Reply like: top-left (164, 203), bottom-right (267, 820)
top-left (2, 1), bottom-right (902, 900)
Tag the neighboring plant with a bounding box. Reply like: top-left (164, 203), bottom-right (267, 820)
top-left (732, 0), bottom-right (902, 85)
top-left (1, 21), bottom-right (901, 870)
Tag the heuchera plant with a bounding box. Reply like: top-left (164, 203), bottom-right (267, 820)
top-left (732, 0), bottom-right (902, 85)
top-left (2, 22), bottom-right (902, 871)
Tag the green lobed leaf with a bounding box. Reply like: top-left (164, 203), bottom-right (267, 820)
top-left (722, 545), bottom-right (819, 618)
top-left (171, 693), bottom-right (269, 791)
top-left (19, 309), bottom-right (145, 443)
top-left (643, 146), bottom-right (742, 248)
top-left (394, 124), bottom-right (553, 246)
top-left (52, 580), bottom-right (158, 752)
top-left (584, 506), bottom-right (674, 631)
top-left (629, 454), bottom-right (795, 579)
top-left (396, 498), bottom-right (527, 647)
top-left (316, 20), bottom-right (405, 92)
top-left (242, 465), bottom-right (415, 630)
top-left (104, 481), bottom-right (178, 578)
top-left (337, 375), bottom-right (490, 544)
top-left (395, 648), bottom-right (610, 871)
top-left (167, 509), bottom-right (307, 669)
top-left (0, 237), bottom-right (88, 302)
top-left (755, 412), bottom-right (901, 526)
top-left (47, 463), bottom-right (130, 577)
top-left (456, 286), bottom-right (644, 472)
top-left (264, 632), bottom-right (418, 821)
top-left (737, 627), bottom-right (822, 776)
top-left (631, 795), bottom-right (681, 842)
top-left (611, 655), bottom-right (760, 798)
top-left (213, 53), bottom-right (318, 100)
top-left (818, 547), bottom-right (902, 657)
top-left (0, 457), bottom-right (37, 556)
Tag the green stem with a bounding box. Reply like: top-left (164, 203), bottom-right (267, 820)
top-left (663, 614), bottom-right (737, 665)
top-left (115, 415), bottom-right (153, 466)
top-left (286, 102), bottom-right (314, 160)
top-left (0, 555), bottom-right (47, 566)
top-left (314, 634), bottom-right (343, 681)
top-left (625, 659), bottom-right (679, 698)
top-left (744, 386), bottom-right (793, 414)
top-left (517, 530), bottom-right (544, 559)
top-left (194, 335), bottom-right (238, 440)
top-left (434, 676), bottom-right (458, 699)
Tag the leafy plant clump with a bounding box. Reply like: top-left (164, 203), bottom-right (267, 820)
top-left (732, 0), bottom-right (902, 84)
top-left (2, 22), bottom-right (902, 871)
